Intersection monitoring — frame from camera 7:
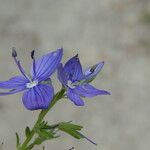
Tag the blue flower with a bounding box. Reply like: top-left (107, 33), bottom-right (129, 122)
top-left (0, 48), bottom-right (63, 110)
top-left (57, 55), bottom-right (110, 106)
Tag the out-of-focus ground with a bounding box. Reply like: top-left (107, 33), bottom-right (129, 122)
top-left (0, 0), bottom-right (150, 150)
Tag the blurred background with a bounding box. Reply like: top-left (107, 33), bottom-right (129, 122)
top-left (0, 0), bottom-right (150, 150)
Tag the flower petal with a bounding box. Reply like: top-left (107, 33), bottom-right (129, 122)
top-left (64, 55), bottom-right (83, 82)
top-left (0, 76), bottom-right (28, 89)
top-left (67, 88), bottom-right (84, 106)
top-left (57, 63), bottom-right (68, 86)
top-left (31, 48), bottom-right (63, 82)
top-left (84, 62), bottom-right (104, 81)
top-left (0, 86), bottom-right (26, 96)
top-left (74, 83), bottom-right (110, 98)
top-left (22, 84), bottom-right (54, 110)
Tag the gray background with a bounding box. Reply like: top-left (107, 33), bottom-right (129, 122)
top-left (0, 0), bottom-right (150, 150)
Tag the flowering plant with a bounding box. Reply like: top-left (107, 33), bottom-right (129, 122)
top-left (0, 48), bottom-right (110, 150)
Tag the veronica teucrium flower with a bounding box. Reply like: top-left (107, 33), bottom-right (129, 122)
top-left (0, 48), bottom-right (63, 110)
top-left (57, 55), bottom-right (110, 106)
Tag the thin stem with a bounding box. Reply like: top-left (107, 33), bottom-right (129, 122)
top-left (19, 88), bottom-right (65, 150)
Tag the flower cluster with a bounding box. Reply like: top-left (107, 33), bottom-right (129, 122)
top-left (0, 48), bottom-right (110, 110)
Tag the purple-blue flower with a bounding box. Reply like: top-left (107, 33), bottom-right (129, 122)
top-left (57, 55), bottom-right (110, 106)
top-left (0, 48), bottom-right (63, 110)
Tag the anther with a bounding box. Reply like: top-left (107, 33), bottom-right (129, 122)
top-left (75, 54), bottom-right (78, 58)
top-left (31, 50), bottom-right (35, 59)
top-left (90, 65), bottom-right (96, 73)
top-left (12, 47), bottom-right (17, 58)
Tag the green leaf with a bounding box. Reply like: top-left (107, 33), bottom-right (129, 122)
top-left (15, 133), bottom-right (20, 148)
top-left (38, 129), bottom-right (54, 139)
top-left (59, 122), bottom-right (83, 130)
top-left (39, 121), bottom-right (51, 130)
top-left (27, 137), bottom-right (45, 149)
top-left (30, 121), bottom-right (58, 148)
top-left (25, 126), bottom-right (31, 137)
top-left (59, 122), bottom-right (97, 145)
top-left (61, 128), bottom-right (83, 139)
top-left (59, 122), bottom-right (84, 139)
top-left (34, 137), bottom-right (45, 145)
top-left (31, 129), bottom-right (56, 147)
top-left (40, 121), bottom-right (48, 127)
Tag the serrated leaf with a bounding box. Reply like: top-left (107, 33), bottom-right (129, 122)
top-left (15, 133), bottom-right (20, 147)
top-left (25, 126), bottom-right (31, 137)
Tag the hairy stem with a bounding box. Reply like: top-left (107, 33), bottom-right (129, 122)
top-left (19, 88), bottom-right (65, 150)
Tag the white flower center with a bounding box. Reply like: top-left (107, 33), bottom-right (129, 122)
top-left (67, 80), bottom-right (76, 89)
top-left (26, 80), bottom-right (38, 88)
top-left (53, 52), bottom-right (57, 56)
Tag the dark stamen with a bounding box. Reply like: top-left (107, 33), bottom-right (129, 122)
top-left (75, 54), bottom-right (78, 58)
top-left (31, 50), bottom-right (35, 59)
top-left (31, 50), bottom-right (36, 77)
top-left (90, 65), bottom-right (97, 73)
top-left (12, 47), bottom-right (17, 57)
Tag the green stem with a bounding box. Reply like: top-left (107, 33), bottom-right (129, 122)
top-left (19, 88), bottom-right (65, 150)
